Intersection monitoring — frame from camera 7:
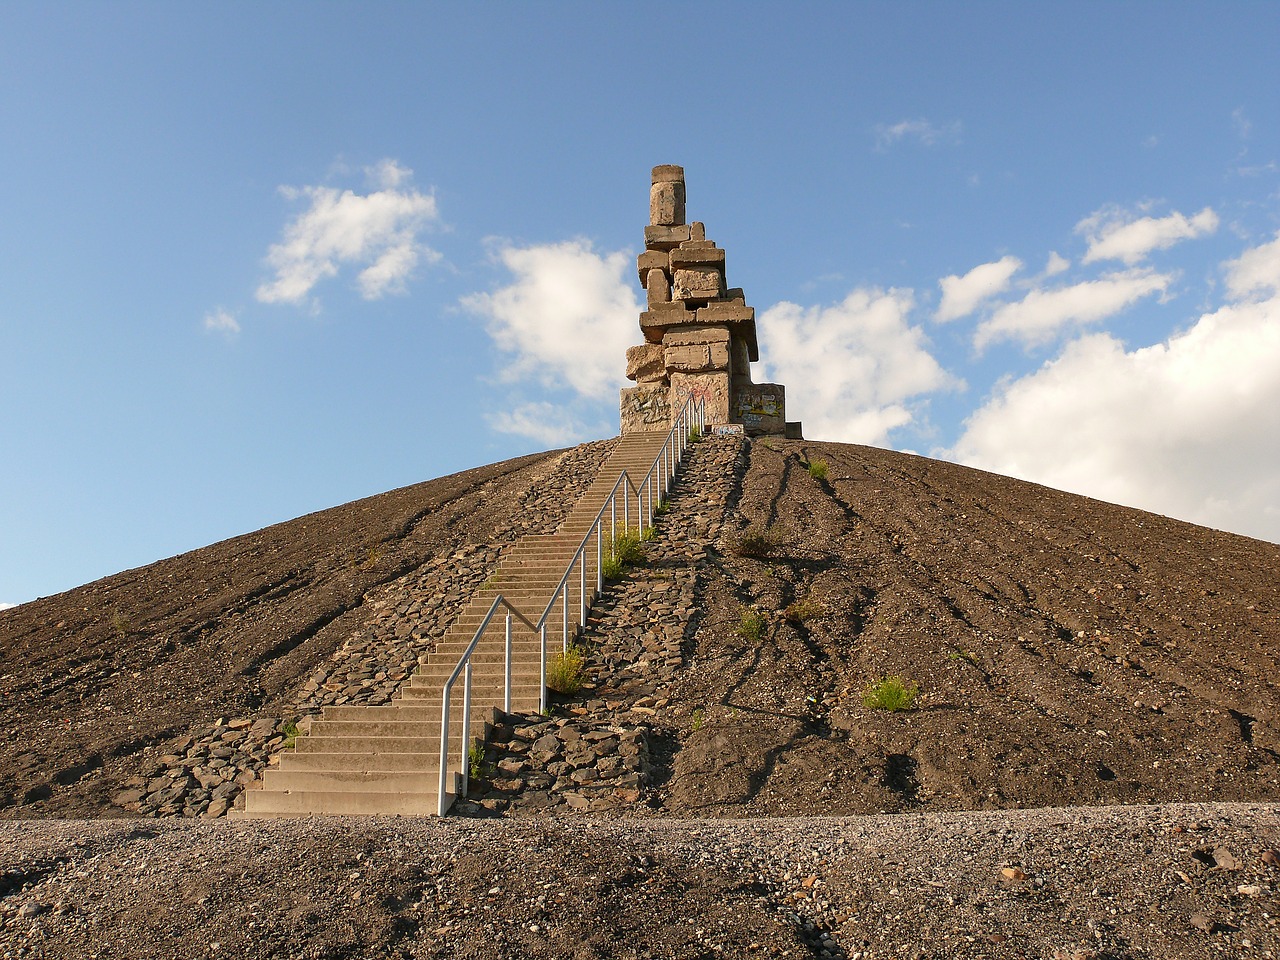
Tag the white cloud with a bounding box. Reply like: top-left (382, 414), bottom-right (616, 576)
top-left (758, 288), bottom-right (962, 445)
top-left (463, 239), bottom-right (638, 400)
top-left (875, 118), bottom-right (962, 150)
top-left (936, 255), bottom-right (1022, 322)
top-left (202, 308), bottom-right (240, 337)
top-left (1077, 205), bottom-right (1218, 265)
top-left (1044, 251), bottom-right (1070, 277)
top-left (951, 291), bottom-right (1280, 544)
top-left (256, 159), bottom-right (441, 307)
top-left (0, 602), bottom-right (16, 611)
top-left (974, 268), bottom-right (1172, 350)
top-left (485, 402), bottom-right (592, 447)
top-left (1224, 231), bottom-right (1280, 301)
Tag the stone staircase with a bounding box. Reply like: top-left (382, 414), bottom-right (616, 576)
top-left (234, 431), bottom-right (673, 818)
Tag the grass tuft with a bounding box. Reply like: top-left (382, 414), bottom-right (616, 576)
top-left (807, 459), bottom-right (829, 481)
top-left (861, 676), bottom-right (920, 711)
top-left (546, 645), bottom-right (587, 695)
top-left (784, 599), bottom-right (827, 625)
top-left (737, 606), bottom-right (765, 643)
top-left (732, 523), bottom-right (784, 558)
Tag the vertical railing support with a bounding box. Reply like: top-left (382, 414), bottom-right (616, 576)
top-left (539, 624), bottom-right (547, 714)
top-left (460, 660), bottom-right (473, 798)
top-left (503, 612), bottom-right (512, 714)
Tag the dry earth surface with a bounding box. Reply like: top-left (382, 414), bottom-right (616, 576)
top-left (2, 436), bottom-right (1279, 958)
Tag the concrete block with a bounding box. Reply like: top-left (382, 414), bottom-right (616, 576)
top-left (690, 221), bottom-right (706, 241)
top-left (678, 240), bottom-right (716, 250)
top-left (665, 343), bottom-right (711, 373)
top-left (636, 249), bottom-right (668, 284)
top-left (672, 265), bottom-right (724, 302)
top-left (731, 338), bottom-right (753, 378)
top-left (639, 302), bottom-right (692, 343)
top-left (725, 288), bottom-right (744, 302)
top-left (664, 325), bottom-right (730, 348)
top-left (695, 302), bottom-right (754, 325)
top-left (645, 267), bottom-right (671, 306)
top-left (651, 164), bottom-right (685, 184)
top-left (626, 343), bottom-right (666, 383)
top-left (620, 385), bottom-right (672, 434)
top-left (785, 421), bottom-right (804, 440)
top-left (733, 383), bottom-right (786, 437)
top-left (649, 180), bottom-right (686, 226)
top-left (669, 246), bottom-right (725, 268)
top-left (670, 371), bottom-right (731, 425)
top-left (644, 225), bottom-right (691, 250)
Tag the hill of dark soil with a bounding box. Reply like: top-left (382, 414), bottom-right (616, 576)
top-left (2, 437), bottom-right (1277, 821)
top-left (0, 449), bottom-right (569, 817)
top-left (655, 439), bottom-right (1280, 817)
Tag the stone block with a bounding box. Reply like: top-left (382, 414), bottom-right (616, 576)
top-left (644, 225), bottom-right (691, 250)
top-left (731, 337), bottom-right (753, 379)
top-left (651, 164), bottom-right (685, 184)
top-left (664, 342), bottom-right (728, 374)
top-left (649, 180), bottom-right (685, 226)
top-left (678, 239), bottom-right (716, 250)
top-left (620, 385), bottom-right (672, 435)
top-left (785, 421), bottom-right (805, 440)
top-left (695, 302), bottom-right (754, 324)
top-left (626, 343), bottom-right (666, 383)
top-left (690, 221), bottom-right (706, 241)
top-left (725, 287), bottom-right (744, 301)
top-left (733, 383), bottom-right (786, 437)
top-left (663, 325), bottom-right (730, 348)
top-left (636, 249), bottom-right (667, 284)
top-left (672, 265), bottom-right (724, 302)
top-left (645, 267), bottom-right (671, 306)
top-left (669, 246), bottom-right (725, 268)
top-left (639, 302), bottom-right (692, 342)
top-left (670, 370), bottom-right (731, 425)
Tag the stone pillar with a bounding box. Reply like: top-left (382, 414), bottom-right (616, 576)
top-left (621, 164), bottom-right (800, 438)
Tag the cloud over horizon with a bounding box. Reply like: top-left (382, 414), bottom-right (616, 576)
top-left (759, 288), bottom-right (962, 446)
top-left (936, 255), bottom-right (1023, 322)
top-left (256, 160), bottom-right (441, 308)
top-left (951, 234), bottom-right (1280, 544)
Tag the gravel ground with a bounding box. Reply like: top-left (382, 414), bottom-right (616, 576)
top-left (2, 803), bottom-right (1277, 959)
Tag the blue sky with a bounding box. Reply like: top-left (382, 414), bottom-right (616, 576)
top-left (3, 3), bottom-right (1279, 606)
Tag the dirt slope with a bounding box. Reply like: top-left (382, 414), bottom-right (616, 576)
top-left (661, 439), bottom-right (1280, 816)
top-left (2, 437), bottom-right (1277, 823)
top-left (0, 450), bottom-right (562, 816)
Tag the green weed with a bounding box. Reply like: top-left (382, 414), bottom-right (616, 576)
top-left (807, 459), bottom-right (829, 482)
top-left (691, 707), bottom-right (705, 732)
top-left (602, 524), bottom-right (646, 580)
top-left (861, 676), bottom-right (920, 711)
top-left (546, 645), bottom-right (587, 695)
top-left (784, 599), bottom-right (827, 624)
top-left (282, 720), bottom-right (300, 749)
top-left (737, 606), bottom-right (765, 643)
top-left (110, 611), bottom-right (130, 640)
top-left (732, 524), bottom-right (783, 558)
top-left (468, 742), bottom-right (487, 782)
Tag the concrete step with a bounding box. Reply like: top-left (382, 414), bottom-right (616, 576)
top-left (260, 769), bottom-right (445, 792)
top-left (235, 788), bottom-right (447, 817)
top-left (279, 750), bottom-right (444, 772)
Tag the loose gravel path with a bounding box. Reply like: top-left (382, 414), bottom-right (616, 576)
top-left (2, 803), bottom-right (1277, 959)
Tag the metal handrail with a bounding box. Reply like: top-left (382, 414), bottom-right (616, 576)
top-left (435, 396), bottom-right (706, 815)
top-left (436, 595), bottom-right (537, 815)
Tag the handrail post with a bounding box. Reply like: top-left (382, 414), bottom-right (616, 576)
top-left (562, 584), bottom-right (568, 653)
top-left (596, 518), bottom-right (603, 593)
top-left (460, 660), bottom-right (473, 798)
top-left (437, 684), bottom-right (452, 816)
top-left (579, 557), bottom-right (586, 636)
top-left (503, 611), bottom-right (512, 714)
top-left (539, 624), bottom-right (547, 713)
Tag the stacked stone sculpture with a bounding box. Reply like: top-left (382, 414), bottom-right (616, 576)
top-left (620, 165), bottom-right (798, 438)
